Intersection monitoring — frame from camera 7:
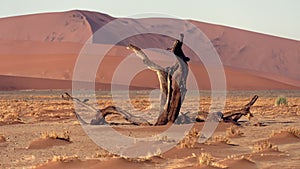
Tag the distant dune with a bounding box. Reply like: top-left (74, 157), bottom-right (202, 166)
top-left (0, 10), bottom-right (299, 90)
top-left (0, 75), bottom-right (153, 91)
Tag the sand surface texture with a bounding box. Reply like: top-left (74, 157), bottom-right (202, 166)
top-left (0, 90), bottom-right (299, 169)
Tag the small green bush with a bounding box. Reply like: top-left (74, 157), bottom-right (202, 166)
top-left (275, 96), bottom-right (288, 106)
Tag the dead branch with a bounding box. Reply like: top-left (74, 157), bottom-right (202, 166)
top-left (222, 95), bottom-right (258, 123)
top-left (195, 95), bottom-right (259, 124)
top-left (62, 92), bottom-right (151, 126)
top-left (63, 92), bottom-right (258, 126)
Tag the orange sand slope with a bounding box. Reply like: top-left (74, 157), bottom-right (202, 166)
top-left (0, 10), bottom-right (299, 90)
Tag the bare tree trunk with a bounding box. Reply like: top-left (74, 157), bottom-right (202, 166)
top-left (64, 33), bottom-right (191, 126)
top-left (127, 34), bottom-right (190, 125)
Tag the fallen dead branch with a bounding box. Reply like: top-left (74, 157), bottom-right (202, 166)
top-left (62, 92), bottom-right (151, 126)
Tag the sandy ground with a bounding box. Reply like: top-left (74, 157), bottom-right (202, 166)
top-left (0, 90), bottom-right (300, 169)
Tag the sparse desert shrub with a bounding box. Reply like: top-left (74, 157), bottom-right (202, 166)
top-left (275, 96), bottom-right (288, 106)
top-left (41, 130), bottom-right (71, 142)
top-left (178, 128), bottom-right (200, 148)
top-left (226, 125), bottom-right (244, 137)
top-left (252, 140), bottom-right (278, 153)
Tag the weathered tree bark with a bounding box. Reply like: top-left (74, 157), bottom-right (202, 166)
top-left (127, 34), bottom-right (190, 125)
top-left (222, 95), bottom-right (258, 123)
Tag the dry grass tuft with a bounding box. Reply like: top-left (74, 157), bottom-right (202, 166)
top-left (270, 127), bottom-right (300, 138)
top-left (130, 98), bottom-right (150, 110)
top-left (0, 112), bottom-right (22, 124)
top-left (198, 153), bottom-right (227, 168)
top-left (51, 155), bottom-right (79, 162)
top-left (93, 150), bottom-right (115, 158)
top-left (226, 125), bottom-right (244, 137)
top-left (206, 135), bottom-right (231, 145)
top-left (178, 128), bottom-right (201, 148)
top-left (36, 155), bottom-right (79, 168)
top-left (252, 140), bottom-right (278, 153)
top-left (120, 153), bottom-right (161, 162)
top-left (198, 153), bottom-right (215, 166)
top-left (213, 136), bottom-right (231, 144)
top-left (286, 127), bottom-right (300, 138)
top-left (41, 130), bottom-right (71, 142)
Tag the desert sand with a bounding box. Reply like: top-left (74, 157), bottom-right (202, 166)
top-left (0, 90), bottom-right (300, 168)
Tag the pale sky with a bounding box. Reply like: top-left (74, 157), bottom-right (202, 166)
top-left (1, 0), bottom-right (299, 41)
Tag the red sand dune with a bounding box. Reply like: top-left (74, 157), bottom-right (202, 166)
top-left (0, 10), bottom-right (299, 90)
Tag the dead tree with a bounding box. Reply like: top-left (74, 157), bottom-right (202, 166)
top-left (62, 34), bottom-right (189, 126)
top-left (127, 33), bottom-right (190, 125)
top-left (63, 93), bottom-right (259, 126)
